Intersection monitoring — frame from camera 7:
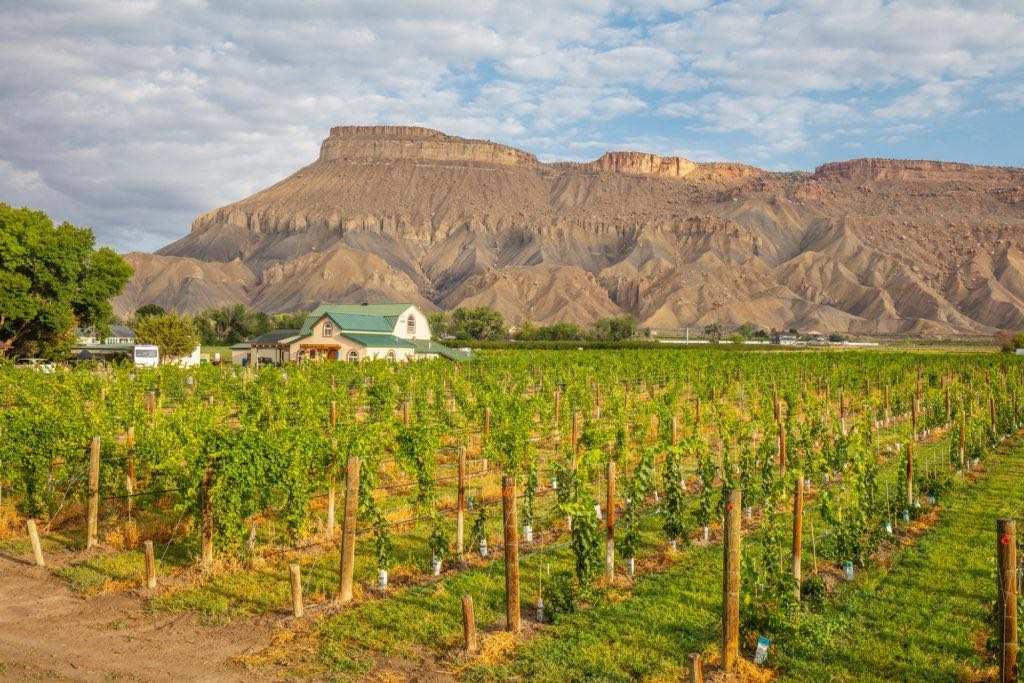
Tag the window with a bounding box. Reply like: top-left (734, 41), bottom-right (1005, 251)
top-left (347, 350), bottom-right (359, 362)
top-left (323, 322), bottom-right (333, 337)
top-left (386, 350), bottom-right (396, 361)
top-left (406, 315), bottom-right (416, 335)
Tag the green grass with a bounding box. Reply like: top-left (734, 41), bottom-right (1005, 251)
top-left (779, 439), bottom-right (1022, 681)
top-left (459, 433), bottom-right (986, 682)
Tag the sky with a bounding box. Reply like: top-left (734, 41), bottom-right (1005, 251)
top-left (1, 0), bottom-right (1023, 253)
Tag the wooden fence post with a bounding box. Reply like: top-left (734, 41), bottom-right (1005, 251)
top-left (339, 456), bottom-right (360, 602)
top-left (688, 653), bottom-right (704, 683)
top-left (457, 446), bottom-right (466, 557)
top-left (126, 425), bottom-right (136, 522)
top-left (998, 519), bottom-right (1018, 683)
top-left (144, 539), bottom-right (157, 588)
top-left (671, 416), bottom-right (679, 446)
top-left (906, 438), bottom-right (914, 508)
top-left (778, 415), bottom-right (787, 475)
top-left (960, 409), bottom-right (967, 466)
top-left (484, 406), bottom-right (491, 436)
top-left (201, 467), bottom-right (214, 565)
top-left (722, 488), bottom-right (742, 671)
top-left (27, 519), bottom-right (45, 567)
top-left (792, 475), bottom-right (804, 600)
top-left (326, 477), bottom-right (336, 537)
top-left (605, 461), bottom-right (616, 582)
top-left (403, 400), bottom-right (411, 427)
top-left (462, 594), bottom-right (477, 654)
top-left (330, 399), bottom-right (337, 430)
top-left (502, 475), bottom-right (520, 632)
top-left (290, 563), bottom-right (304, 618)
top-left (572, 411), bottom-right (580, 460)
top-left (86, 436), bottom-right (101, 549)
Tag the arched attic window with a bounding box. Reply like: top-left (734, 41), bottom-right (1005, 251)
top-left (323, 321), bottom-right (334, 336)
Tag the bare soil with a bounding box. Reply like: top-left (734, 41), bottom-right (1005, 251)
top-left (0, 553), bottom-right (278, 682)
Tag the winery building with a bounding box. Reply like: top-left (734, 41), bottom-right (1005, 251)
top-left (231, 303), bottom-right (470, 365)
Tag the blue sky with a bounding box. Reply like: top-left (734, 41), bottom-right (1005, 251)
top-left (1, 0), bottom-right (1022, 252)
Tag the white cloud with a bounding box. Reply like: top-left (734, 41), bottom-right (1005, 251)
top-left (0, 0), bottom-right (1022, 250)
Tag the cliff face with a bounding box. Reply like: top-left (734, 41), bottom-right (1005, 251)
top-left (118, 126), bottom-right (1024, 336)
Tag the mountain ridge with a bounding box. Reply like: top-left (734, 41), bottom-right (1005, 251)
top-left (118, 126), bottom-right (1024, 336)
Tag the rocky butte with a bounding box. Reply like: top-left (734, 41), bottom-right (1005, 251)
top-left (117, 125), bottom-right (1024, 336)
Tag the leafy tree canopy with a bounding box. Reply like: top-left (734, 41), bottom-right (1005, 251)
top-left (0, 203), bottom-right (132, 358)
top-left (134, 303), bottom-right (166, 318)
top-left (135, 312), bottom-right (200, 362)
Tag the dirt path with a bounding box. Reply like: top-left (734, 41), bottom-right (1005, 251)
top-left (0, 554), bottom-right (280, 681)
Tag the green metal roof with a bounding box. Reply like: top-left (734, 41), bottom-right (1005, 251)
top-left (340, 332), bottom-right (417, 349)
top-left (299, 303), bottom-right (415, 335)
top-left (229, 342), bottom-right (251, 350)
top-left (409, 339), bottom-right (474, 361)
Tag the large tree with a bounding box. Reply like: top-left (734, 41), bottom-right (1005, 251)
top-left (135, 312), bottom-right (200, 362)
top-left (0, 203), bottom-right (132, 358)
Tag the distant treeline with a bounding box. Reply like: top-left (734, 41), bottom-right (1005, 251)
top-left (126, 304), bottom-right (306, 345)
top-left (427, 307), bottom-right (639, 342)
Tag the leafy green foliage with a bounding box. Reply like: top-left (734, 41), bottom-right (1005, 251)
top-left (0, 202), bottom-right (132, 358)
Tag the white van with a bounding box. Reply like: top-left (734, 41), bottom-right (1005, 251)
top-left (132, 344), bottom-right (160, 367)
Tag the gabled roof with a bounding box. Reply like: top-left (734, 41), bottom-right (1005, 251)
top-left (409, 339), bottom-right (474, 361)
top-left (250, 329), bottom-right (301, 344)
top-left (229, 342), bottom-right (251, 350)
top-left (299, 303), bottom-right (416, 335)
top-left (109, 325), bottom-right (137, 338)
top-left (340, 332), bottom-right (417, 348)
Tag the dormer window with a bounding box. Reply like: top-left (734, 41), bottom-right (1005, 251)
top-left (407, 316), bottom-right (416, 335)
top-left (323, 321), bottom-right (333, 337)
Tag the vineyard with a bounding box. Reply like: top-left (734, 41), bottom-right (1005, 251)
top-left (1, 348), bottom-right (1023, 681)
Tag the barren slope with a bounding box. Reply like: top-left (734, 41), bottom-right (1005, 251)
top-left (116, 126), bottom-right (1024, 334)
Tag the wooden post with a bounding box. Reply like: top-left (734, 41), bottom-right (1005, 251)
top-left (605, 461), bottom-right (616, 582)
top-left (840, 387), bottom-right (847, 435)
top-left (289, 563), bottom-right (304, 618)
top-left (403, 400), bottom-right (411, 427)
top-left (722, 488), bottom-right (741, 671)
top-left (126, 455), bottom-right (135, 523)
top-left (688, 653), bottom-right (704, 683)
top-left (884, 384), bottom-right (890, 423)
top-left (86, 436), bottom-right (101, 549)
top-left (326, 478), bottom-right (336, 536)
top-left (339, 456), bottom-right (360, 602)
top-left (960, 408), bottom-right (967, 466)
top-left (945, 386), bottom-right (951, 424)
top-left (27, 519), bottom-right (45, 567)
top-left (330, 400), bottom-right (337, 430)
top-left (462, 594), bottom-right (477, 654)
top-left (457, 445), bottom-right (466, 557)
top-left (991, 396), bottom-right (997, 433)
top-left (572, 412), bottom-right (580, 460)
top-left (201, 467), bottom-right (214, 565)
top-left (502, 475), bottom-right (520, 632)
top-left (912, 395), bottom-right (918, 439)
top-left (144, 539), bottom-right (157, 588)
top-left (671, 416), bottom-right (679, 446)
top-left (484, 406), bottom-right (491, 436)
top-left (695, 396), bottom-right (702, 425)
top-left (792, 475), bottom-right (804, 599)
top-left (998, 519), bottom-right (1018, 683)
top-left (906, 438), bottom-right (914, 508)
top-left (553, 390), bottom-right (560, 425)
top-left (777, 412), bottom-right (788, 475)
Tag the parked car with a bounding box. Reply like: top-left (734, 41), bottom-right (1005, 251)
top-left (14, 358), bottom-right (56, 373)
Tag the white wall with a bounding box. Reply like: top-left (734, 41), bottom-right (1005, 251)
top-left (392, 306), bottom-right (431, 340)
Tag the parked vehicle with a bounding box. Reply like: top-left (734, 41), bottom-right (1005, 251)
top-left (14, 358), bottom-right (56, 373)
top-left (132, 344), bottom-right (160, 368)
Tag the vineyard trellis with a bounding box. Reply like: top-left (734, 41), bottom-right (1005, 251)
top-left (1, 347), bottom-right (1022, 675)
